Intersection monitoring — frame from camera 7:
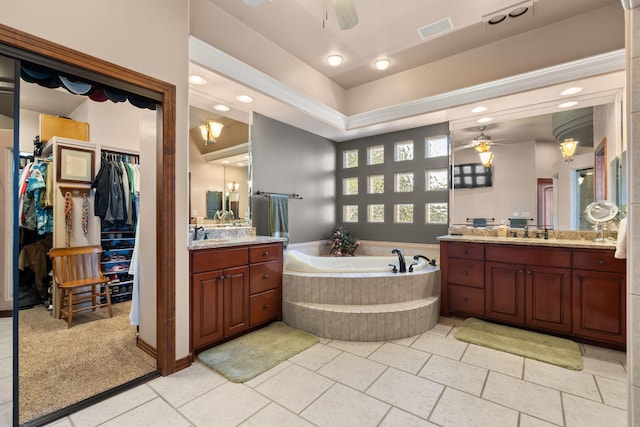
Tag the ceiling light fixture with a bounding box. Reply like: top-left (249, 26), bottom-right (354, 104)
top-left (474, 141), bottom-right (494, 168)
top-left (374, 58), bottom-right (391, 70)
top-left (236, 94), bottom-right (254, 103)
top-left (214, 104), bottom-right (230, 112)
top-left (327, 54), bottom-right (344, 66)
top-left (558, 101), bottom-right (578, 108)
top-left (477, 117), bottom-right (493, 123)
top-left (487, 14), bottom-right (506, 25)
top-left (199, 120), bottom-right (224, 145)
top-left (188, 74), bottom-right (206, 85)
top-left (559, 138), bottom-right (579, 162)
top-left (509, 7), bottom-right (528, 18)
top-left (471, 106), bottom-right (488, 113)
top-left (561, 87), bottom-right (582, 96)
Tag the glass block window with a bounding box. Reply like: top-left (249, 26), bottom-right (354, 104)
top-left (343, 149), bottom-right (358, 168)
top-left (426, 135), bottom-right (448, 158)
top-left (343, 177), bottom-right (358, 195)
top-left (343, 205), bottom-right (358, 222)
top-left (426, 202), bottom-right (448, 223)
top-left (426, 168), bottom-right (448, 191)
top-left (367, 174), bottom-right (384, 194)
top-left (367, 145), bottom-right (384, 165)
top-left (395, 172), bottom-right (414, 192)
top-left (395, 140), bottom-right (414, 161)
top-left (395, 204), bottom-right (414, 223)
top-left (367, 204), bottom-right (384, 222)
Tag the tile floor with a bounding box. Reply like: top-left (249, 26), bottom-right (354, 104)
top-left (1, 317), bottom-right (629, 426)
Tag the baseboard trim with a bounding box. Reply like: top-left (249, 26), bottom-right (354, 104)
top-left (0, 310), bottom-right (12, 318)
top-left (136, 336), bottom-right (157, 359)
top-left (175, 355), bottom-right (191, 372)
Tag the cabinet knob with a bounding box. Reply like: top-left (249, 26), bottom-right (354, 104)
top-left (226, 274), bottom-right (232, 279)
top-left (263, 304), bottom-right (269, 309)
top-left (463, 250), bottom-right (469, 255)
top-left (463, 270), bottom-right (468, 276)
top-left (463, 297), bottom-right (468, 302)
top-left (598, 259), bottom-right (605, 265)
top-left (263, 274), bottom-right (270, 279)
top-left (218, 275), bottom-right (225, 280)
top-left (263, 251), bottom-right (269, 256)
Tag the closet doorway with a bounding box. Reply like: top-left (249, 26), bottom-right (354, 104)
top-left (1, 24), bottom-right (177, 426)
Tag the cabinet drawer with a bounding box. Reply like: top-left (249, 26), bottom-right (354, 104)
top-left (572, 250), bottom-right (625, 273)
top-left (250, 260), bottom-right (282, 294)
top-left (447, 258), bottom-right (484, 288)
top-left (447, 242), bottom-right (484, 260)
top-left (485, 245), bottom-right (570, 268)
top-left (250, 289), bottom-right (281, 326)
top-left (192, 247), bottom-right (248, 274)
top-left (448, 284), bottom-right (484, 316)
top-left (249, 243), bottom-right (282, 264)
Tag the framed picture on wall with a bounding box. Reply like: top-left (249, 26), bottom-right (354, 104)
top-left (56, 145), bottom-right (95, 184)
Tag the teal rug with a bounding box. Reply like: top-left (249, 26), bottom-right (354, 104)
top-left (198, 322), bottom-right (319, 382)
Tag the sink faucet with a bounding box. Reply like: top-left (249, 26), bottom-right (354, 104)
top-left (391, 248), bottom-right (407, 273)
top-left (194, 226), bottom-right (204, 240)
top-left (413, 254), bottom-right (437, 266)
top-left (523, 225), bottom-right (529, 239)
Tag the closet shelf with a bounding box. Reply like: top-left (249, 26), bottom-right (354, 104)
top-left (59, 185), bottom-right (91, 197)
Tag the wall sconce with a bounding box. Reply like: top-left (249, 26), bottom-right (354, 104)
top-left (199, 120), bottom-right (224, 145)
top-left (227, 181), bottom-right (240, 192)
top-left (559, 138), bottom-right (579, 162)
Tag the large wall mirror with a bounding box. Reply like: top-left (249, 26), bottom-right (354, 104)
top-left (188, 105), bottom-right (251, 226)
top-left (450, 100), bottom-right (624, 231)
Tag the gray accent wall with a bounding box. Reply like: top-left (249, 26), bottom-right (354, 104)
top-left (251, 113), bottom-right (336, 243)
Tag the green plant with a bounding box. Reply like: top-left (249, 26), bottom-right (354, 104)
top-left (327, 225), bottom-right (359, 256)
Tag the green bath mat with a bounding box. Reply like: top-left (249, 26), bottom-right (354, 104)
top-left (454, 317), bottom-right (583, 370)
top-left (198, 322), bottom-right (319, 382)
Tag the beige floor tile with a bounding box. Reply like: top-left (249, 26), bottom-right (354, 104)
top-left (461, 343), bottom-right (524, 378)
top-left (582, 344), bottom-right (627, 363)
top-left (518, 414), bottom-right (560, 426)
top-left (255, 364), bottom-right (334, 413)
top-left (0, 402), bottom-right (13, 427)
top-left (595, 375), bottom-right (628, 410)
top-left (426, 323), bottom-right (454, 336)
top-left (390, 334), bottom-right (420, 347)
top-left (180, 382), bottom-right (270, 426)
top-left (326, 340), bottom-right (383, 358)
top-left (301, 383), bottom-right (390, 427)
top-left (523, 359), bottom-right (600, 402)
top-left (368, 342), bottom-right (431, 374)
top-left (0, 357), bottom-right (12, 380)
top-left (366, 367), bottom-right (443, 418)
top-left (0, 377), bottom-right (12, 406)
top-left (240, 402), bottom-right (314, 427)
top-left (379, 407), bottom-right (436, 427)
top-left (562, 392), bottom-right (627, 427)
top-left (482, 371), bottom-right (563, 425)
top-left (101, 397), bottom-right (190, 427)
top-left (44, 418), bottom-right (73, 427)
top-left (149, 361), bottom-right (227, 407)
top-left (430, 387), bottom-right (518, 427)
top-left (317, 352), bottom-right (386, 391)
top-left (582, 355), bottom-right (628, 382)
top-left (411, 333), bottom-right (468, 360)
top-left (69, 384), bottom-right (157, 427)
top-left (245, 361), bottom-right (292, 388)
top-left (418, 355), bottom-right (488, 396)
top-left (0, 345), bottom-right (10, 362)
top-left (288, 343), bottom-right (342, 371)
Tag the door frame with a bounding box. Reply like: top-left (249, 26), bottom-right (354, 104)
top-left (0, 24), bottom-right (177, 376)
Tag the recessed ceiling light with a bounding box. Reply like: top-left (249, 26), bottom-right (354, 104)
top-left (222, 160), bottom-right (230, 164)
top-left (327, 54), bottom-right (343, 66)
top-left (471, 106), bottom-right (488, 113)
top-left (561, 87), bottom-right (582, 96)
top-left (214, 104), bottom-right (230, 112)
top-left (558, 101), bottom-right (578, 108)
top-left (488, 14), bottom-right (506, 25)
top-left (236, 94), bottom-right (254, 103)
top-left (189, 74), bottom-right (206, 85)
top-left (509, 7), bottom-right (528, 18)
top-left (477, 117), bottom-right (493, 123)
top-left (374, 58), bottom-right (391, 71)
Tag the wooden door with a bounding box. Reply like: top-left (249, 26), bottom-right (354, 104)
top-left (192, 270), bottom-right (225, 349)
top-left (537, 178), bottom-right (553, 229)
top-left (525, 266), bottom-right (571, 333)
top-left (224, 265), bottom-right (250, 337)
top-left (485, 262), bottom-right (525, 324)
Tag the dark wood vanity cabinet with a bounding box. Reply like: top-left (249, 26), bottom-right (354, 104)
top-left (441, 240), bottom-right (626, 348)
top-left (191, 242), bottom-right (283, 353)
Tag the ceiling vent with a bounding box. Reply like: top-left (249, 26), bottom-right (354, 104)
top-left (482, 0), bottom-right (533, 31)
top-left (417, 17), bottom-right (454, 41)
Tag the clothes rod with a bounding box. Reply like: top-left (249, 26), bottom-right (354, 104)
top-left (255, 191), bottom-right (303, 200)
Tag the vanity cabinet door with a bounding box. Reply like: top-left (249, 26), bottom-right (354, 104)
top-left (224, 265), bottom-right (250, 337)
top-left (572, 269), bottom-right (626, 345)
top-left (192, 270), bottom-right (225, 349)
top-left (485, 261), bottom-right (525, 325)
top-left (525, 265), bottom-right (571, 333)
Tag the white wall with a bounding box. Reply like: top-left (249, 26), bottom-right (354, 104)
top-left (189, 138), bottom-right (224, 218)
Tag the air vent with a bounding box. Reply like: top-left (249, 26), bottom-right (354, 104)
top-left (482, 0), bottom-right (533, 31)
top-left (417, 17), bottom-right (454, 40)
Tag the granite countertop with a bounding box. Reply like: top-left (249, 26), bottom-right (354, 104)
top-left (188, 235), bottom-right (287, 250)
top-left (437, 234), bottom-right (618, 250)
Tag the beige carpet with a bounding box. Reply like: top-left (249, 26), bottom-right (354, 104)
top-left (454, 317), bottom-right (583, 370)
top-left (18, 301), bottom-right (156, 424)
top-left (198, 322), bottom-right (319, 383)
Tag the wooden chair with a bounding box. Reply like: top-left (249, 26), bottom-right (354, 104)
top-left (49, 245), bottom-right (113, 328)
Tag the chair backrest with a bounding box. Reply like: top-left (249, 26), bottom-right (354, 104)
top-left (49, 245), bottom-right (105, 285)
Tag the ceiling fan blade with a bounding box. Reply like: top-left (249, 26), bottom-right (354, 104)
top-left (243, 0), bottom-right (265, 6)
top-left (332, 0), bottom-right (359, 30)
top-left (453, 142), bottom-right (479, 152)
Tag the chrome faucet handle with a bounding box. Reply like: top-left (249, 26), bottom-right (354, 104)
top-left (408, 262), bottom-right (418, 272)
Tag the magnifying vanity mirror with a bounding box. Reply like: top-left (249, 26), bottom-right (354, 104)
top-left (584, 200), bottom-right (619, 242)
top-left (188, 105), bottom-right (251, 226)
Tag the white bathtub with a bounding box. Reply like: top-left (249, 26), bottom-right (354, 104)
top-left (284, 249), bottom-right (431, 273)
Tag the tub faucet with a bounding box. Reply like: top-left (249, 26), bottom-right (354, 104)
top-left (391, 248), bottom-right (407, 273)
top-left (413, 254), bottom-right (437, 266)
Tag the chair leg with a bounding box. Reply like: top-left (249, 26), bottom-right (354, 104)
top-left (58, 289), bottom-right (64, 320)
top-left (105, 284), bottom-right (113, 318)
top-left (67, 290), bottom-right (73, 328)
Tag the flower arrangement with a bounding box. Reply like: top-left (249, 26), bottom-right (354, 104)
top-left (328, 225), bottom-right (360, 256)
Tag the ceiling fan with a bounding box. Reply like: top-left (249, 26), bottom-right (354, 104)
top-left (242, 0), bottom-right (359, 30)
top-left (454, 126), bottom-right (506, 152)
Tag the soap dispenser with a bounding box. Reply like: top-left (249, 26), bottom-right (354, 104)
top-left (497, 220), bottom-right (507, 237)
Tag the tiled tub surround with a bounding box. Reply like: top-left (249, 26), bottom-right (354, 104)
top-left (283, 241), bottom-right (441, 341)
top-left (448, 226), bottom-right (619, 242)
